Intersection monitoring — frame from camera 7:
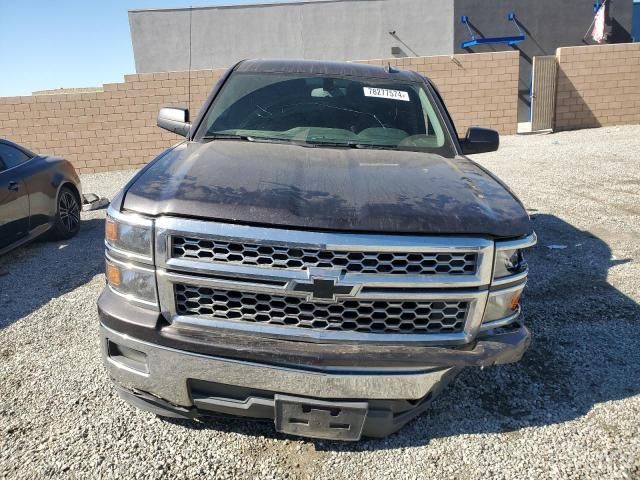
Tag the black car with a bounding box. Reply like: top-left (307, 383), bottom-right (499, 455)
top-left (0, 139), bottom-right (82, 255)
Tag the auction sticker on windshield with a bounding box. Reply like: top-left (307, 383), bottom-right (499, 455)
top-left (363, 87), bottom-right (410, 101)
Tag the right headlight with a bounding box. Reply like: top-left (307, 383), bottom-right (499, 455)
top-left (105, 255), bottom-right (157, 306)
top-left (105, 211), bottom-right (153, 261)
top-left (104, 208), bottom-right (157, 308)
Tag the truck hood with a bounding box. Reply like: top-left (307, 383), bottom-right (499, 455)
top-left (123, 141), bottom-right (532, 238)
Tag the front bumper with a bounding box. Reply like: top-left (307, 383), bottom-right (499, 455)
top-left (98, 287), bottom-right (531, 439)
top-left (99, 320), bottom-right (530, 439)
top-left (102, 323), bottom-right (466, 402)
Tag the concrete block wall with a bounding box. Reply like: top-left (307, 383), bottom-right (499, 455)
top-left (0, 52), bottom-right (519, 174)
top-left (0, 69), bottom-right (226, 174)
top-left (358, 51), bottom-right (519, 136)
top-left (555, 43), bottom-right (640, 131)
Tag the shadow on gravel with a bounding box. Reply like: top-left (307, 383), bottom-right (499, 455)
top-left (0, 218), bottom-right (105, 329)
top-left (162, 214), bottom-right (640, 451)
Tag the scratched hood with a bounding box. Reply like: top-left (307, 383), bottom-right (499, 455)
top-left (123, 140), bottom-right (532, 238)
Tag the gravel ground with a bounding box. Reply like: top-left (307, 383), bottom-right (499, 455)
top-left (1, 125), bottom-right (639, 479)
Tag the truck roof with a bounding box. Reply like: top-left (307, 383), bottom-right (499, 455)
top-left (235, 58), bottom-right (425, 82)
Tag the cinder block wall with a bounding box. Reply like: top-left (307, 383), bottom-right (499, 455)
top-left (0, 51), bottom-right (518, 174)
top-left (0, 69), bottom-right (226, 174)
top-left (358, 51), bottom-right (519, 136)
top-left (555, 43), bottom-right (640, 131)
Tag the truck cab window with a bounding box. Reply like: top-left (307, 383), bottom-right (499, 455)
top-left (196, 73), bottom-right (456, 157)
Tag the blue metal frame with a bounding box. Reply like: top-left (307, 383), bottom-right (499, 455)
top-left (633, 0), bottom-right (640, 42)
top-left (460, 12), bottom-right (525, 49)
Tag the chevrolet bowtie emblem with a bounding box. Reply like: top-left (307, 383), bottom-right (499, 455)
top-left (291, 276), bottom-right (357, 302)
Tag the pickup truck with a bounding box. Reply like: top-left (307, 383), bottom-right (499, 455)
top-left (98, 59), bottom-right (536, 441)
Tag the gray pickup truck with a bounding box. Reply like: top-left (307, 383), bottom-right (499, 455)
top-left (98, 59), bottom-right (535, 441)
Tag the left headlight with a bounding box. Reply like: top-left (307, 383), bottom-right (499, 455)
top-left (482, 233), bottom-right (537, 331)
top-left (493, 248), bottom-right (526, 279)
top-left (493, 233), bottom-right (537, 281)
top-left (105, 212), bottom-right (153, 261)
top-left (482, 283), bottom-right (525, 327)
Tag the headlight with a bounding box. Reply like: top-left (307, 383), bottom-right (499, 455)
top-left (105, 212), bottom-right (153, 261)
top-left (104, 208), bottom-right (156, 308)
top-left (106, 256), bottom-right (157, 305)
top-left (483, 234), bottom-right (536, 330)
top-left (493, 234), bottom-right (536, 281)
top-left (493, 248), bottom-right (526, 279)
top-left (482, 284), bottom-right (525, 328)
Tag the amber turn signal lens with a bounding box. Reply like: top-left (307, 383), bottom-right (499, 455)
top-left (105, 218), bottom-right (118, 242)
top-left (106, 261), bottom-right (122, 287)
top-left (510, 291), bottom-right (522, 311)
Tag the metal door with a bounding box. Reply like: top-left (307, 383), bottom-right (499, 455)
top-left (530, 56), bottom-right (558, 131)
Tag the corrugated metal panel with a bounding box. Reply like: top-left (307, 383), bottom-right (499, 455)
top-left (531, 56), bottom-right (558, 132)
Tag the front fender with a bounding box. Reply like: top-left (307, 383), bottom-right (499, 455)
top-left (51, 158), bottom-right (81, 197)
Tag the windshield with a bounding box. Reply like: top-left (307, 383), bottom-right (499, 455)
top-left (195, 72), bottom-right (455, 156)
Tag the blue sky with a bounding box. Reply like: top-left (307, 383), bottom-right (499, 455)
top-left (0, 0), bottom-right (276, 97)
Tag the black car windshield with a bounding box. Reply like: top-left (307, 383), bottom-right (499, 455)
top-left (195, 72), bottom-right (455, 156)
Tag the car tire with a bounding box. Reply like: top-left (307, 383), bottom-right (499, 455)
top-left (51, 186), bottom-right (81, 240)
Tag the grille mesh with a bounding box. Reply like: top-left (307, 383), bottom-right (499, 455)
top-left (172, 237), bottom-right (477, 275)
top-left (175, 284), bottom-right (468, 334)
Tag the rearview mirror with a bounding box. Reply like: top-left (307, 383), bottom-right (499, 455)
top-left (460, 127), bottom-right (499, 155)
top-left (157, 107), bottom-right (191, 137)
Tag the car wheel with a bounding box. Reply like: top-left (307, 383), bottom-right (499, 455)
top-left (52, 186), bottom-right (81, 239)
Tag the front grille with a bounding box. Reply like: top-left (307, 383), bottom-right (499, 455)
top-left (172, 236), bottom-right (477, 275)
top-left (175, 284), bottom-right (468, 334)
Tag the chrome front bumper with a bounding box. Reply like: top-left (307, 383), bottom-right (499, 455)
top-left (101, 323), bottom-right (458, 405)
top-left (100, 317), bottom-right (530, 439)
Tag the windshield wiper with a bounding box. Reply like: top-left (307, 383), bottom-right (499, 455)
top-left (202, 135), bottom-right (403, 151)
top-left (303, 140), bottom-right (399, 150)
top-left (351, 143), bottom-right (399, 151)
top-left (201, 134), bottom-right (308, 147)
top-left (246, 137), bottom-right (308, 146)
top-left (201, 133), bottom-right (255, 141)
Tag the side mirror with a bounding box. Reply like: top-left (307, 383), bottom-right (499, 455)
top-left (460, 127), bottom-right (499, 155)
top-left (157, 107), bottom-right (191, 137)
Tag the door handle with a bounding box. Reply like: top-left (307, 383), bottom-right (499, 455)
top-left (8, 181), bottom-right (19, 191)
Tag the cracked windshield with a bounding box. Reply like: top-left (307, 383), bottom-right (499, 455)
top-left (197, 72), bottom-right (455, 156)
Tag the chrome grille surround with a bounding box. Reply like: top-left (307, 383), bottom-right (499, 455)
top-left (155, 217), bottom-right (495, 345)
top-left (172, 236), bottom-right (478, 275)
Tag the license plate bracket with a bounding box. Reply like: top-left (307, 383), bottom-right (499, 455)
top-left (274, 394), bottom-right (368, 441)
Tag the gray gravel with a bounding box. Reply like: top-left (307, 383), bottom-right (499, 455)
top-left (1, 125), bottom-right (639, 479)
